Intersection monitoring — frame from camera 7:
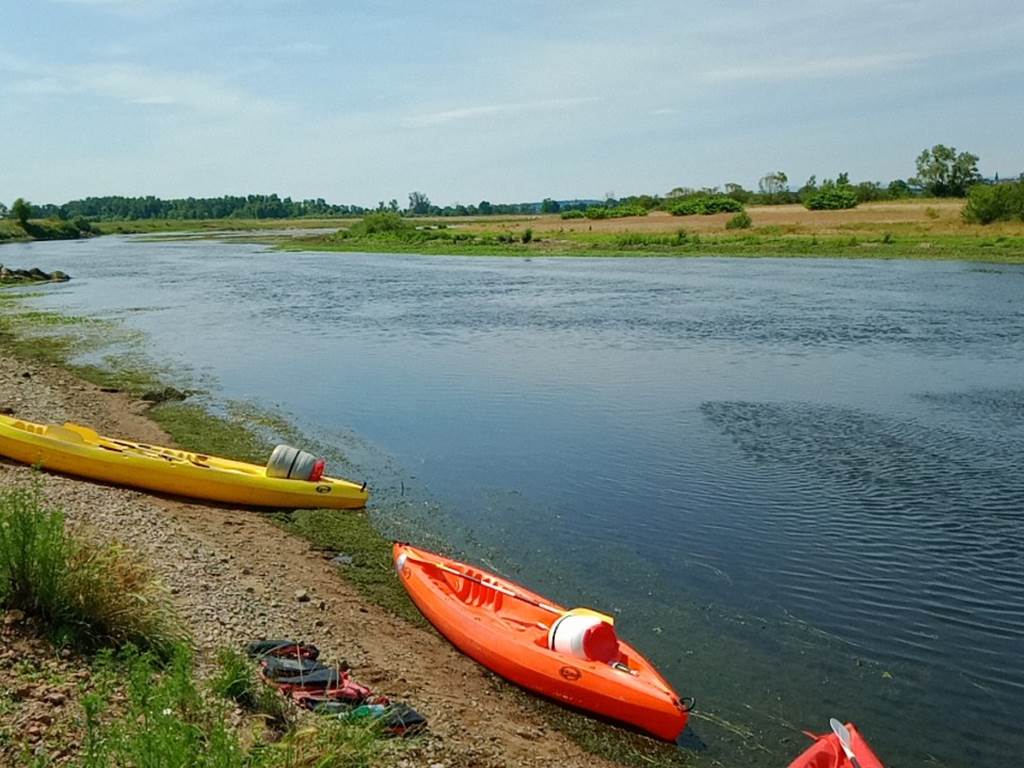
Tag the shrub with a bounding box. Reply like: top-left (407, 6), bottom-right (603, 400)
top-left (803, 188), bottom-right (859, 210)
top-left (560, 210), bottom-right (585, 219)
top-left (0, 484), bottom-right (183, 657)
top-left (726, 211), bottom-right (752, 229)
top-left (522, 228), bottom-right (533, 243)
top-left (669, 195), bottom-right (744, 216)
top-left (963, 182), bottom-right (1024, 224)
top-left (71, 216), bottom-right (96, 234)
top-left (583, 205), bottom-right (647, 219)
top-left (347, 212), bottom-right (409, 236)
top-left (608, 204), bottom-right (648, 217)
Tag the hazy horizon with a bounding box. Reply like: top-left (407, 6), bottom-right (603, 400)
top-left (1, 0), bottom-right (1021, 206)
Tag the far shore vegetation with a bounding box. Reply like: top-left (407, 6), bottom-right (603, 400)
top-left (280, 200), bottom-right (1024, 264)
top-left (3, 144), bottom-right (1022, 262)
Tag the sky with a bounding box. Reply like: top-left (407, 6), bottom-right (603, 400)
top-left (1, 0), bottom-right (1022, 206)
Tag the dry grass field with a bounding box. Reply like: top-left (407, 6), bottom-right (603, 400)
top-left (449, 199), bottom-right (1023, 237)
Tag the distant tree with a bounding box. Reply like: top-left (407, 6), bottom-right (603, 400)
top-left (887, 179), bottom-right (913, 198)
top-left (666, 186), bottom-right (694, 198)
top-left (541, 197), bottom-right (560, 213)
top-left (632, 194), bottom-right (661, 210)
top-left (804, 187), bottom-right (858, 210)
top-left (477, 200), bottom-right (493, 215)
top-left (407, 191), bottom-right (432, 215)
top-left (854, 181), bottom-right (885, 203)
top-left (723, 183), bottom-right (751, 203)
top-left (798, 175), bottom-right (818, 202)
top-left (0, 202), bottom-right (7, 218)
top-left (914, 145), bottom-right (981, 197)
top-left (836, 171), bottom-right (850, 186)
top-left (376, 201), bottom-right (386, 212)
top-left (388, 199), bottom-right (400, 213)
top-left (758, 172), bottom-right (789, 203)
top-left (11, 198), bottom-right (30, 226)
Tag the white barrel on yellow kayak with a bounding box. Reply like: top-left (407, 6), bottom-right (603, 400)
top-left (266, 444), bottom-right (325, 481)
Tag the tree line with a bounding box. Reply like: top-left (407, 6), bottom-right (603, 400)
top-left (6, 145), bottom-right (1018, 224)
top-left (6, 194), bottom-right (370, 222)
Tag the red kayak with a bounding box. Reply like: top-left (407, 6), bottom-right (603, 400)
top-left (788, 721), bottom-right (884, 768)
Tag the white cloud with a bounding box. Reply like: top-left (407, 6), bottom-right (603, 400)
top-left (651, 108), bottom-right (679, 116)
top-left (73, 64), bottom-right (278, 115)
top-left (701, 52), bottom-right (926, 83)
top-left (405, 97), bottom-right (603, 127)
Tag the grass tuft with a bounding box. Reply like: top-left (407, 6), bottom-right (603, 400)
top-left (0, 483), bottom-right (184, 658)
top-left (212, 647), bottom-right (290, 725)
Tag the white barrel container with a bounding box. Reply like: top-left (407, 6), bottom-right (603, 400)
top-left (266, 445), bottom-right (326, 481)
top-left (548, 610), bottom-right (620, 662)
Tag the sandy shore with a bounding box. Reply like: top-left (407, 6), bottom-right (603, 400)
top-left (0, 351), bottom-right (617, 767)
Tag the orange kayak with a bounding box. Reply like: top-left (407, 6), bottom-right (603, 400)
top-left (788, 722), bottom-right (884, 768)
top-left (393, 543), bottom-right (691, 741)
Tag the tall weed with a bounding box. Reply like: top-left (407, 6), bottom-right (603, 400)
top-left (0, 483), bottom-right (183, 656)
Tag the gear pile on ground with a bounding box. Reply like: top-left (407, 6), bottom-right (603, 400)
top-left (247, 639), bottom-right (427, 736)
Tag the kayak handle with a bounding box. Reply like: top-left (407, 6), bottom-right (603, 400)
top-left (678, 696), bottom-right (696, 713)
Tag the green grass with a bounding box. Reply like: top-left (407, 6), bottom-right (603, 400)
top-left (0, 220), bottom-right (24, 242)
top-left (0, 218), bottom-right (95, 242)
top-left (211, 647), bottom-right (291, 726)
top-left (0, 483), bottom-right (185, 657)
top-left (149, 402), bottom-right (274, 464)
top-left (284, 228), bottom-right (1024, 263)
top-left (82, 645), bottom-right (385, 768)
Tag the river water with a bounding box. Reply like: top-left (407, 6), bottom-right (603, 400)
top-left (4, 236), bottom-right (1023, 766)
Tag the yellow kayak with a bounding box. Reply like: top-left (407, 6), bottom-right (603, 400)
top-left (0, 414), bottom-right (369, 510)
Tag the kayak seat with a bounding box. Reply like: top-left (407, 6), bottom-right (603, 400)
top-left (45, 425), bottom-right (86, 444)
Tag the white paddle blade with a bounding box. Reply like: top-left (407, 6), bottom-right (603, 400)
top-left (830, 718), bottom-right (855, 756)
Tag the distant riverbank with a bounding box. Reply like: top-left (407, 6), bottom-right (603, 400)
top-left (0, 218), bottom-right (96, 243)
top-left (7, 199), bottom-right (1024, 263)
top-left (281, 201), bottom-right (1024, 263)
top-left (286, 228), bottom-right (1024, 263)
